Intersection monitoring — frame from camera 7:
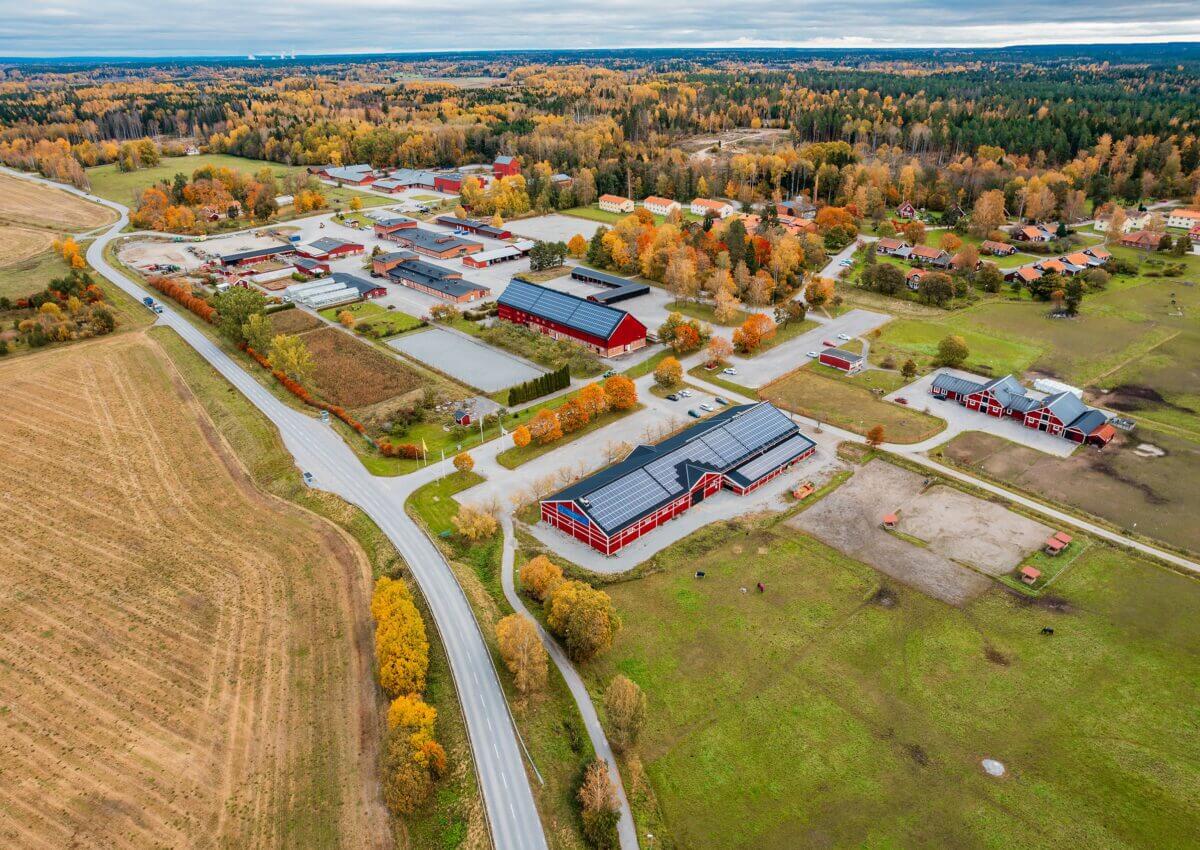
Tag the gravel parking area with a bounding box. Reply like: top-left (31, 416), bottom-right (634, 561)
top-left (791, 460), bottom-right (1047, 604)
top-left (388, 327), bottom-right (544, 392)
top-left (508, 214), bottom-right (604, 242)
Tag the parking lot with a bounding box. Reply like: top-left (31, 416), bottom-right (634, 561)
top-left (388, 327), bottom-right (545, 392)
top-left (888, 368), bottom-right (1081, 456)
top-left (508, 213), bottom-right (604, 242)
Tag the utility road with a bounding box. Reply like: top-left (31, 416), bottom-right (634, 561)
top-left (5, 167), bottom-right (555, 850)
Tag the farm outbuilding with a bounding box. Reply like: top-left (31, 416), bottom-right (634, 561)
top-left (497, 278), bottom-right (647, 356)
top-left (570, 267), bottom-right (650, 304)
top-left (374, 250), bottom-right (490, 302)
top-left (541, 402), bottom-right (815, 555)
top-left (436, 215), bottom-right (512, 240)
top-left (818, 348), bottom-right (864, 374)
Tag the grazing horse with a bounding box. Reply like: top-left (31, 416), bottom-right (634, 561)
top-left (1040, 627), bottom-right (1055, 635)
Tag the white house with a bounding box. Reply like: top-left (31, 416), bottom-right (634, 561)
top-left (598, 194), bottom-right (634, 214)
top-left (642, 196), bottom-right (681, 217)
top-left (689, 198), bottom-right (735, 219)
top-left (1165, 208), bottom-right (1200, 230)
top-left (1094, 208), bottom-right (1150, 233)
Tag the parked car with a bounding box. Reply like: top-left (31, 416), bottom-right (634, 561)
top-left (302, 471), bottom-right (315, 486)
top-left (666, 393), bottom-right (680, 401)
top-left (602, 369), bottom-right (617, 378)
top-left (823, 340), bottom-right (836, 347)
top-left (688, 409), bottom-right (702, 418)
top-left (839, 258), bottom-right (852, 266)
top-left (679, 389), bottom-right (693, 397)
top-left (699, 402), bottom-right (714, 412)
top-left (714, 396), bottom-right (729, 406)
top-left (837, 333), bottom-right (851, 341)
top-left (895, 397), bottom-right (908, 405)
top-left (722, 367), bottom-right (738, 376)
top-left (806, 350), bottom-right (818, 358)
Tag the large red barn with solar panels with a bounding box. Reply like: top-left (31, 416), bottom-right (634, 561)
top-left (541, 403), bottom-right (815, 555)
top-left (497, 279), bottom-right (647, 356)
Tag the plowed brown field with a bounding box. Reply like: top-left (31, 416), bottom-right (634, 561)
top-left (0, 333), bottom-right (391, 849)
top-left (0, 172), bottom-right (117, 231)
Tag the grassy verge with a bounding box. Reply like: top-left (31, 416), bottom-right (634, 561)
top-left (582, 509), bottom-right (1200, 848)
top-left (406, 475), bottom-right (596, 849)
top-left (496, 403), bottom-right (645, 470)
top-left (148, 324), bottom-right (485, 850)
top-left (760, 365), bottom-right (946, 443)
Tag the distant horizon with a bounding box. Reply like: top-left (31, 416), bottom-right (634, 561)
top-left (0, 0), bottom-right (1197, 60)
top-left (1, 40), bottom-right (1198, 63)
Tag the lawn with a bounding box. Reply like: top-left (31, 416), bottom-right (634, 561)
top-left (760, 366), bottom-right (946, 443)
top-left (0, 249), bottom-right (74, 300)
top-left (667, 299), bottom-right (750, 327)
top-left (563, 205), bottom-right (704, 226)
top-left (86, 153), bottom-right (389, 215)
top-left (870, 317), bottom-right (1043, 377)
top-left (319, 301), bottom-right (424, 337)
top-left (405, 474), bottom-right (598, 848)
top-left (586, 518), bottom-right (1200, 849)
top-left (932, 427), bottom-right (1200, 556)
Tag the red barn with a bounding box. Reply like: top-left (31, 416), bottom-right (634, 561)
top-left (373, 216), bottom-right (419, 239)
top-left (541, 403), bottom-right (815, 555)
top-left (818, 348), bottom-right (864, 374)
top-left (297, 237), bottom-right (364, 261)
top-left (493, 155), bottom-right (520, 177)
top-left (434, 174), bottom-right (464, 193)
top-left (497, 278), bottom-right (646, 356)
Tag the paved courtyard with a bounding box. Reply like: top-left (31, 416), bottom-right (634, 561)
top-left (507, 213), bottom-right (604, 242)
top-left (388, 327), bottom-right (545, 392)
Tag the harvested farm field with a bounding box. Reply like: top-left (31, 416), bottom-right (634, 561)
top-left (301, 326), bottom-right (425, 409)
top-left (934, 428), bottom-right (1200, 556)
top-left (269, 306), bottom-right (324, 334)
top-left (0, 171), bottom-right (117, 230)
top-left (0, 334), bottom-right (390, 849)
top-left (0, 224), bottom-right (56, 266)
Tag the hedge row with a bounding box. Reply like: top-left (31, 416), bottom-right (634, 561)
top-left (242, 343), bottom-right (370, 437)
top-left (508, 364), bottom-right (570, 406)
top-left (148, 275), bottom-right (216, 323)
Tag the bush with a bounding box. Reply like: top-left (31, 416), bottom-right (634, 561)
top-left (508, 364), bottom-right (570, 406)
top-left (521, 555), bottom-right (564, 601)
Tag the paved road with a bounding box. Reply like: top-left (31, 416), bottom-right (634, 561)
top-left (500, 517), bottom-right (639, 850)
top-left (681, 357), bottom-right (1200, 576)
top-left (4, 167), bottom-right (552, 850)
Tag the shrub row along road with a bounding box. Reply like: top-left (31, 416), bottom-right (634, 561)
top-left (0, 167), bottom-right (553, 850)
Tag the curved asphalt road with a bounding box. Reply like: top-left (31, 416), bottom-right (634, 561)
top-left (6, 167), bottom-right (550, 850)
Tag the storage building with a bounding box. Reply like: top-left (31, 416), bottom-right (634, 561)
top-left (497, 278), bottom-right (647, 356)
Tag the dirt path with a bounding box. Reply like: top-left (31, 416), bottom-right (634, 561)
top-left (0, 333), bottom-right (390, 849)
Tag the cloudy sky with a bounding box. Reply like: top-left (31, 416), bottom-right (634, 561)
top-left (0, 0), bottom-right (1197, 57)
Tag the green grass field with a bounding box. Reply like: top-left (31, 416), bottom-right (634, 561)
top-left (86, 153), bottom-right (390, 214)
top-left (0, 249), bottom-right (72, 300)
top-left (586, 518), bottom-right (1200, 848)
top-left (319, 301), bottom-right (423, 337)
top-left (871, 317), bottom-right (1043, 377)
top-left (760, 366), bottom-right (946, 443)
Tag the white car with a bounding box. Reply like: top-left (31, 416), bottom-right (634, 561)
top-left (679, 388), bottom-right (693, 398)
top-left (699, 402), bottom-right (714, 412)
top-left (839, 258), bottom-right (852, 266)
top-left (807, 350), bottom-right (818, 358)
top-left (722, 367), bottom-right (739, 376)
top-left (837, 333), bottom-right (851, 341)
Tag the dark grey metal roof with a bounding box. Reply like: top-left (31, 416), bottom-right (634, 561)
top-left (571, 266), bottom-right (633, 288)
top-left (220, 244), bottom-right (292, 264)
top-left (931, 373), bottom-right (984, 396)
top-left (331, 272), bottom-right (384, 296)
top-left (1041, 391), bottom-right (1088, 424)
top-left (435, 215), bottom-right (509, 238)
top-left (545, 403), bottom-right (811, 536)
top-left (386, 260), bottom-right (488, 299)
top-left (1065, 409), bottom-right (1107, 434)
top-left (499, 278), bottom-right (637, 340)
top-left (821, 347), bottom-right (864, 363)
top-left (309, 236), bottom-right (360, 253)
top-left (396, 228), bottom-right (481, 253)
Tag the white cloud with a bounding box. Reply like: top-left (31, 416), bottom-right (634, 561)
top-left (0, 0), bottom-right (1194, 56)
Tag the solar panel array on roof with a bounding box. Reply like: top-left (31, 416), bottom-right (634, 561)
top-left (498, 279), bottom-right (628, 340)
top-left (731, 434), bottom-right (814, 483)
top-left (548, 403), bottom-right (809, 535)
top-left (585, 470), bottom-right (670, 531)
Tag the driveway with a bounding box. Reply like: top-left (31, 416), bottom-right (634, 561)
top-left (389, 327), bottom-right (545, 392)
top-left (726, 308), bottom-right (891, 388)
top-left (886, 368), bottom-right (1080, 457)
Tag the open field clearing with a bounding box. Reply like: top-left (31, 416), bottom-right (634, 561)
top-left (0, 333), bottom-right (390, 849)
top-left (0, 223), bottom-right (55, 266)
top-left (587, 509), bottom-right (1200, 848)
top-left (0, 171), bottom-right (117, 230)
top-left (268, 307), bottom-right (324, 334)
top-left (300, 326), bottom-right (426, 409)
top-left (934, 428), bottom-right (1200, 556)
top-left (86, 154), bottom-right (303, 206)
top-left (760, 366), bottom-right (945, 443)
